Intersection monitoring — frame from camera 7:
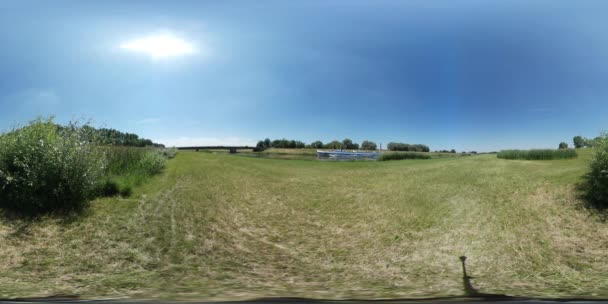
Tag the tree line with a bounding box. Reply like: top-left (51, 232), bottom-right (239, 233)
top-left (63, 125), bottom-right (164, 148)
top-left (256, 138), bottom-right (435, 152)
top-left (386, 142), bottom-right (430, 152)
top-left (559, 136), bottom-right (603, 149)
top-left (256, 138), bottom-right (380, 150)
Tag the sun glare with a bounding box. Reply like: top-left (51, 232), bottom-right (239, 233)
top-left (120, 32), bottom-right (196, 59)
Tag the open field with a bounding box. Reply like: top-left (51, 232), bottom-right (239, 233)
top-left (1, 149), bottom-right (608, 300)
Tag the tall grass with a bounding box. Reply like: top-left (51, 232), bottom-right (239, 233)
top-left (377, 152), bottom-right (431, 161)
top-left (497, 149), bottom-right (577, 160)
top-left (99, 147), bottom-right (168, 196)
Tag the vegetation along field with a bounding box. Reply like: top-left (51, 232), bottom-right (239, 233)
top-left (2, 146), bottom-right (608, 300)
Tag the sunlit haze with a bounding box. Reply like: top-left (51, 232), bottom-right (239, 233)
top-left (120, 32), bottom-right (196, 59)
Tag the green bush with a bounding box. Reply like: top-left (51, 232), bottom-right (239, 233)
top-left (587, 134), bottom-right (608, 205)
top-left (0, 118), bottom-right (104, 214)
top-left (378, 152), bottom-right (431, 161)
top-left (100, 146), bottom-right (167, 196)
top-left (497, 149), bottom-right (577, 160)
top-left (162, 147), bottom-right (178, 159)
top-left (138, 149), bottom-right (166, 175)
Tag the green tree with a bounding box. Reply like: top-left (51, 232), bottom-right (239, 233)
top-left (361, 140), bottom-right (377, 150)
top-left (342, 138), bottom-right (357, 149)
top-left (325, 140), bottom-right (342, 149)
top-left (310, 141), bottom-right (324, 149)
top-left (263, 138), bottom-right (271, 148)
top-left (558, 142), bottom-right (568, 149)
top-left (573, 136), bottom-right (585, 148)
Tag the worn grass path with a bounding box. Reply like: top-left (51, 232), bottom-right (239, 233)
top-left (1, 150), bottom-right (607, 300)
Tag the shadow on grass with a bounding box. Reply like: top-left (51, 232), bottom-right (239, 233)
top-left (575, 175), bottom-right (608, 222)
top-left (0, 204), bottom-right (91, 239)
top-left (458, 255), bottom-right (516, 300)
top-left (3, 256), bottom-right (608, 303)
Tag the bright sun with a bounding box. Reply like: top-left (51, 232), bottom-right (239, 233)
top-left (120, 32), bottom-right (196, 59)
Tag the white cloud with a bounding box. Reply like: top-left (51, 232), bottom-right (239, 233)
top-left (155, 136), bottom-right (256, 147)
top-left (120, 32), bottom-right (196, 59)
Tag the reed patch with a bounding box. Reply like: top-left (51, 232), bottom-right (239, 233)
top-left (497, 149), bottom-right (577, 160)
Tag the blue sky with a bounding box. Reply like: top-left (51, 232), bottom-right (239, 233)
top-left (1, 0), bottom-right (608, 151)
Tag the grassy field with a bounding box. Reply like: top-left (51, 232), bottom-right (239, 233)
top-left (1, 149), bottom-right (608, 300)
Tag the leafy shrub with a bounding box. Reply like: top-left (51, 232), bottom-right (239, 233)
top-left (0, 118), bottom-right (104, 214)
top-left (497, 149), bottom-right (577, 160)
top-left (587, 134), bottom-right (608, 205)
top-left (138, 149), bottom-right (166, 175)
top-left (162, 147), bottom-right (178, 159)
top-left (378, 152), bottom-right (431, 161)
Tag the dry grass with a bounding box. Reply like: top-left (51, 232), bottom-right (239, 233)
top-left (1, 149), bottom-right (607, 299)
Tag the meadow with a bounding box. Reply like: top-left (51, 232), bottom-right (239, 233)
top-left (1, 148), bottom-right (607, 300)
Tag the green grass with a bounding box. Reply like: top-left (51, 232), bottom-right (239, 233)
top-left (99, 146), bottom-right (167, 196)
top-left (378, 152), bottom-right (431, 161)
top-left (1, 149), bottom-right (607, 300)
top-left (497, 149), bottom-right (577, 160)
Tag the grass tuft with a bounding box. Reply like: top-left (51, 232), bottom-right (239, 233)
top-left (497, 149), bottom-right (577, 160)
top-left (378, 152), bottom-right (431, 161)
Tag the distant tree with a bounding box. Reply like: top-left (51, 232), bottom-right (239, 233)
top-left (387, 142), bottom-right (429, 152)
top-left (573, 136), bottom-right (585, 148)
top-left (325, 140), bottom-right (342, 149)
top-left (361, 140), bottom-right (377, 150)
top-left (271, 139), bottom-right (289, 148)
top-left (310, 141), bottom-right (324, 149)
top-left (342, 138), bottom-right (358, 149)
top-left (558, 142), bottom-right (568, 149)
top-left (263, 138), bottom-right (308, 149)
top-left (450, 149), bottom-right (456, 153)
